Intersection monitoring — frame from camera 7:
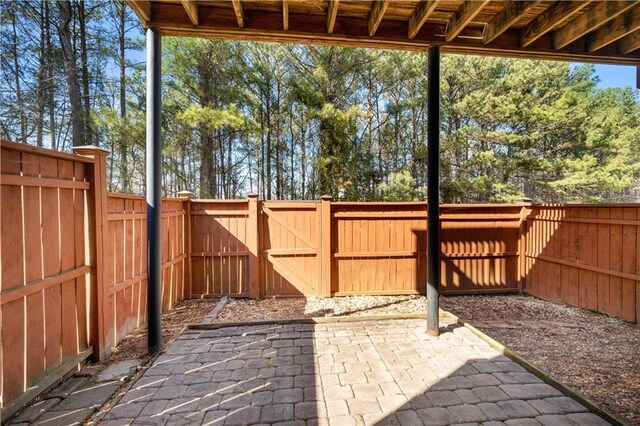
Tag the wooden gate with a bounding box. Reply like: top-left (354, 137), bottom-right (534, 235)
top-left (260, 202), bottom-right (321, 296)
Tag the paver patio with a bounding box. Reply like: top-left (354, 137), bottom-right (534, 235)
top-left (104, 319), bottom-right (610, 425)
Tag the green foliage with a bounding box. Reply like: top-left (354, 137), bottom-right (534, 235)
top-left (377, 170), bottom-right (422, 201)
top-left (4, 4), bottom-right (640, 203)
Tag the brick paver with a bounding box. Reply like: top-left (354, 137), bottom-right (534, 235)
top-left (106, 320), bottom-right (612, 425)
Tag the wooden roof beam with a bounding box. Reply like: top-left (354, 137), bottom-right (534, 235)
top-left (446, 0), bottom-right (490, 42)
top-left (327, 0), bottom-right (339, 34)
top-left (127, 0), bottom-right (151, 23)
top-left (620, 29), bottom-right (640, 54)
top-left (283, 0), bottom-right (289, 30)
top-left (483, 1), bottom-right (541, 45)
top-left (554, 1), bottom-right (636, 49)
top-left (368, 0), bottom-right (391, 37)
top-left (520, 1), bottom-right (590, 47)
top-left (180, 0), bottom-right (198, 26)
top-left (408, 0), bottom-right (438, 40)
top-left (231, 0), bottom-right (244, 28)
top-left (589, 5), bottom-right (640, 52)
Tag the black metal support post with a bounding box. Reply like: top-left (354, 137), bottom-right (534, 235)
top-left (146, 28), bottom-right (162, 353)
top-left (427, 46), bottom-right (441, 336)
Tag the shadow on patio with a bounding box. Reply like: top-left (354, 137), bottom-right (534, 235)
top-left (103, 318), bottom-right (608, 425)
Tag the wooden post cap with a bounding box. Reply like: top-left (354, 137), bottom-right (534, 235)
top-left (247, 193), bottom-right (259, 199)
top-left (72, 145), bottom-right (110, 157)
top-left (320, 195), bottom-right (332, 201)
top-left (177, 190), bottom-right (195, 199)
top-left (517, 197), bottom-right (533, 205)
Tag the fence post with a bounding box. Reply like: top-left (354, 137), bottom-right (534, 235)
top-left (247, 194), bottom-right (261, 298)
top-left (517, 197), bottom-right (533, 295)
top-left (320, 195), bottom-right (333, 298)
top-left (73, 146), bottom-right (110, 361)
top-left (177, 191), bottom-right (194, 298)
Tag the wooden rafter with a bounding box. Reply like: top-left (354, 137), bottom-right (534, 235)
top-left (180, 0), bottom-right (198, 26)
top-left (588, 6), bottom-right (640, 52)
top-left (520, 1), bottom-right (590, 47)
top-left (128, 0), bottom-right (151, 23)
top-left (408, 0), bottom-right (438, 40)
top-left (483, 1), bottom-right (541, 45)
top-left (620, 29), bottom-right (640, 54)
top-left (368, 0), bottom-right (390, 37)
top-left (327, 0), bottom-right (339, 34)
top-left (554, 1), bottom-right (636, 49)
top-left (446, 0), bottom-right (490, 42)
top-left (283, 0), bottom-right (289, 31)
top-left (231, 0), bottom-right (244, 28)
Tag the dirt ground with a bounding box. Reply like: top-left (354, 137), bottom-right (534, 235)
top-left (98, 298), bottom-right (219, 364)
top-left (440, 295), bottom-right (640, 425)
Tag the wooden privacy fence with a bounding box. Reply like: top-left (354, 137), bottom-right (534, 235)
top-left (2, 139), bottom-right (640, 417)
top-left (0, 141), bottom-right (187, 418)
top-left (187, 199), bottom-right (523, 298)
top-left (524, 204), bottom-right (640, 324)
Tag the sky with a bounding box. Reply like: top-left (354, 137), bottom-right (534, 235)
top-left (591, 64), bottom-right (637, 89)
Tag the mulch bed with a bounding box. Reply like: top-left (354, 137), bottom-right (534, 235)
top-left (98, 297), bottom-right (219, 364)
top-left (440, 295), bottom-right (640, 425)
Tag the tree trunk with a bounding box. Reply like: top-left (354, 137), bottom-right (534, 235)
top-left (36, 1), bottom-right (46, 147)
top-left (11, 5), bottom-right (26, 144)
top-left (56, 0), bottom-right (86, 147)
top-left (78, 0), bottom-right (92, 144)
top-left (117, 1), bottom-right (129, 191)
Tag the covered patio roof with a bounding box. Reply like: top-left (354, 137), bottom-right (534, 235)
top-left (126, 0), bottom-right (640, 65)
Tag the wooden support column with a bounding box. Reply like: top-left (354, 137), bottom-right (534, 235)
top-left (73, 145), bottom-right (110, 361)
top-left (320, 195), bottom-right (333, 298)
top-left (426, 46), bottom-right (440, 336)
top-left (146, 27), bottom-right (162, 353)
top-left (177, 190), bottom-right (194, 298)
top-left (247, 194), bottom-right (261, 299)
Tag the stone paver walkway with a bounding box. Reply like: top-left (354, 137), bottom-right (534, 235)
top-left (104, 319), bottom-right (610, 425)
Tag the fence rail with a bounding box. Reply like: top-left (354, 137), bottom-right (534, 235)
top-left (1, 139), bottom-right (639, 417)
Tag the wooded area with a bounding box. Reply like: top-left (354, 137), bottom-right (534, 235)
top-left (2, 1), bottom-right (639, 204)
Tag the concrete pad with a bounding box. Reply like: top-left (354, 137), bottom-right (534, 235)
top-left (96, 359), bottom-right (142, 382)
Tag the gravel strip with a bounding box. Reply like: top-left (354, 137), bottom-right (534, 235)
top-left (440, 294), bottom-right (640, 425)
top-left (214, 295), bottom-right (428, 322)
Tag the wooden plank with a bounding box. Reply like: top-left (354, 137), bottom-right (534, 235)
top-left (525, 253), bottom-right (640, 283)
top-left (231, 0), bottom-right (244, 28)
top-left (327, 0), bottom-right (339, 34)
top-left (529, 216), bottom-right (640, 226)
top-left (446, 0), bottom-right (490, 42)
top-left (553, 1), bottom-right (636, 49)
top-left (621, 208), bottom-right (637, 322)
top-left (609, 209), bottom-right (623, 317)
top-left (2, 300), bottom-right (25, 402)
top-left (0, 266), bottom-right (90, 304)
top-left (368, 0), bottom-right (390, 37)
top-left (282, 0), bottom-right (289, 30)
top-left (520, 1), bottom-right (591, 47)
top-left (0, 347), bottom-right (92, 420)
top-left (191, 210), bottom-right (249, 216)
top-left (0, 174), bottom-right (90, 189)
top-left (620, 29), bottom-right (640, 53)
top-left (596, 208), bottom-right (610, 315)
top-left (483, 1), bottom-right (541, 45)
top-left (588, 5), bottom-right (640, 52)
top-left (180, 0), bottom-right (198, 25)
top-left (408, 0), bottom-right (438, 39)
top-left (126, 0), bottom-right (151, 22)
